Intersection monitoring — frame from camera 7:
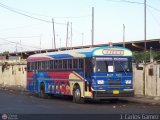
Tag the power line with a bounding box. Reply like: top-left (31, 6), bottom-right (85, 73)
top-left (0, 24), bottom-right (40, 32)
top-left (52, 15), bottom-right (91, 19)
top-left (147, 4), bottom-right (160, 13)
top-left (0, 2), bottom-right (66, 25)
top-left (4, 36), bottom-right (41, 39)
top-left (0, 2), bottom-right (91, 19)
top-left (0, 1), bottom-right (91, 26)
top-left (1, 42), bottom-right (29, 51)
top-left (104, 0), bottom-right (160, 13)
top-left (0, 37), bottom-right (40, 49)
top-left (104, 0), bottom-right (143, 4)
top-left (119, 0), bottom-right (143, 4)
top-left (148, 8), bottom-right (160, 27)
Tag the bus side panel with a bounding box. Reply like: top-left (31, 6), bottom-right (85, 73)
top-left (68, 71), bottom-right (85, 97)
top-left (45, 71), bottom-right (84, 96)
top-left (26, 72), bottom-right (34, 92)
top-left (27, 70), bottom-right (85, 97)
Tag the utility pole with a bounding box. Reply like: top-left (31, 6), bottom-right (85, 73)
top-left (52, 18), bottom-right (56, 49)
top-left (66, 22), bottom-right (69, 49)
top-left (92, 7), bottom-right (94, 47)
top-left (59, 38), bottom-right (61, 51)
top-left (40, 35), bottom-right (42, 53)
top-left (15, 42), bottom-right (18, 62)
top-left (123, 24), bottom-right (125, 47)
top-left (15, 42), bottom-right (18, 54)
top-left (143, 0), bottom-right (147, 96)
top-left (144, 0), bottom-right (147, 64)
top-left (82, 33), bottom-right (84, 47)
top-left (52, 37), bottom-right (53, 49)
top-left (70, 22), bottom-right (72, 49)
top-left (20, 40), bottom-right (22, 59)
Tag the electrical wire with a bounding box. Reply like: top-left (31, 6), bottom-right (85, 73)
top-left (104, 0), bottom-right (160, 13)
top-left (0, 37), bottom-right (40, 49)
top-left (4, 36), bottom-right (41, 39)
top-left (0, 2), bottom-right (67, 25)
top-left (0, 2), bottom-right (91, 19)
top-left (148, 8), bottom-right (160, 27)
top-left (104, 0), bottom-right (143, 4)
top-left (147, 4), bottom-right (160, 13)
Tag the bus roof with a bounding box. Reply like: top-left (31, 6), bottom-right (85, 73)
top-left (27, 46), bottom-right (132, 62)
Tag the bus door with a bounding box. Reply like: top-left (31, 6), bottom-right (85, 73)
top-left (85, 58), bottom-right (93, 80)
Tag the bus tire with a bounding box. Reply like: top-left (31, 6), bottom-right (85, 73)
top-left (73, 85), bottom-right (85, 104)
top-left (39, 83), bottom-right (48, 99)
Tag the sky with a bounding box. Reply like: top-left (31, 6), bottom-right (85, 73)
top-left (0, 0), bottom-right (160, 53)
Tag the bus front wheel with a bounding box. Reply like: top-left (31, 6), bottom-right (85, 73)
top-left (73, 85), bottom-right (85, 104)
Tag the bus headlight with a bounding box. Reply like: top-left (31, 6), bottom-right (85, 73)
top-left (97, 80), bottom-right (104, 84)
top-left (125, 80), bottom-right (131, 84)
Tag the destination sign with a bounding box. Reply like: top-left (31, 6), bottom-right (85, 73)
top-left (102, 50), bottom-right (124, 55)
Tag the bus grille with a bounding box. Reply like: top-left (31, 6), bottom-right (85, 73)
top-left (108, 80), bottom-right (121, 88)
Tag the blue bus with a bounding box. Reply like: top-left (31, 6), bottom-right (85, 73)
top-left (27, 46), bottom-right (133, 103)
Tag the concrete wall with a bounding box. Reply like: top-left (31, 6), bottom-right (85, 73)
top-left (133, 64), bottom-right (144, 96)
top-left (133, 62), bottom-right (160, 97)
top-left (157, 64), bottom-right (160, 96)
top-left (0, 61), bottom-right (160, 97)
top-left (0, 62), bottom-right (26, 88)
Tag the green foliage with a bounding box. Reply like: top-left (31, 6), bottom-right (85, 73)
top-left (133, 51), bottom-right (160, 62)
top-left (133, 51), bottom-right (148, 62)
top-left (3, 51), bottom-right (9, 54)
top-left (152, 51), bottom-right (160, 60)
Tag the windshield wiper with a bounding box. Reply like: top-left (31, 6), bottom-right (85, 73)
top-left (117, 61), bottom-right (127, 75)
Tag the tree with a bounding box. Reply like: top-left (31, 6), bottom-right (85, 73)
top-left (133, 51), bottom-right (160, 62)
top-left (133, 51), bottom-right (149, 62)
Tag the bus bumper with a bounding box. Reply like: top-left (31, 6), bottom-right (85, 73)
top-left (93, 90), bottom-right (134, 99)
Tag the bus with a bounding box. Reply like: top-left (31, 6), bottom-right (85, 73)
top-left (26, 46), bottom-right (134, 103)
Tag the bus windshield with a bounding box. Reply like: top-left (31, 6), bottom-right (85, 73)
top-left (95, 57), bottom-right (132, 73)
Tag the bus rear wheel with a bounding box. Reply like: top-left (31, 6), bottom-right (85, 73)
top-left (73, 85), bottom-right (85, 104)
top-left (39, 83), bottom-right (48, 99)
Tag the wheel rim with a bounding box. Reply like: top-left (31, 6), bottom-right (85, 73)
top-left (74, 89), bottom-right (80, 102)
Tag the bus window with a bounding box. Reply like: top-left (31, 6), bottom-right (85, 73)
top-left (30, 62), bottom-right (34, 71)
top-left (79, 59), bottom-right (84, 69)
top-left (114, 58), bottom-right (132, 72)
top-left (46, 61), bottom-right (49, 70)
top-left (96, 57), bottom-right (113, 72)
top-left (73, 59), bottom-right (78, 69)
top-left (39, 61), bottom-right (42, 70)
top-left (42, 61), bottom-right (45, 70)
top-left (58, 60), bottom-right (63, 69)
top-left (85, 58), bottom-right (93, 78)
top-left (68, 59), bottom-right (72, 69)
top-left (35, 62), bottom-right (38, 70)
top-left (27, 62), bottom-right (31, 71)
top-left (54, 60), bottom-right (58, 69)
top-left (63, 59), bottom-right (68, 69)
top-left (50, 60), bottom-right (53, 70)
